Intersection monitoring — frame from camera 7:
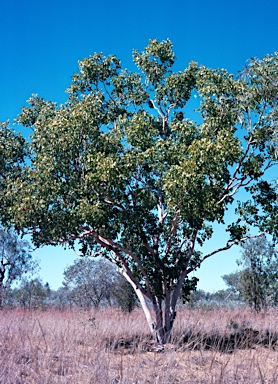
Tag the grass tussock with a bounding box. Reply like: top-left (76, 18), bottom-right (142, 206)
top-left (1, 307), bottom-right (278, 383)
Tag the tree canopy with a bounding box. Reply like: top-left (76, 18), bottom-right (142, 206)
top-left (0, 122), bottom-right (27, 225)
top-left (223, 236), bottom-right (278, 311)
top-left (0, 227), bottom-right (37, 308)
top-left (1, 39), bottom-right (277, 342)
top-left (63, 258), bottom-right (117, 309)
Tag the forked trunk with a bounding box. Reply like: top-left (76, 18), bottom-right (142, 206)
top-left (121, 270), bottom-right (180, 344)
top-left (152, 296), bottom-right (176, 344)
top-left (134, 288), bottom-right (177, 344)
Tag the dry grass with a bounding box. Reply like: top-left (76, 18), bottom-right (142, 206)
top-left (1, 307), bottom-right (278, 383)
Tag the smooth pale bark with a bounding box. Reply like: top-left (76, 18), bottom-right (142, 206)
top-left (132, 281), bottom-right (179, 344)
top-left (122, 267), bottom-right (177, 343)
top-left (120, 258), bottom-right (187, 343)
top-left (120, 269), bottom-right (155, 334)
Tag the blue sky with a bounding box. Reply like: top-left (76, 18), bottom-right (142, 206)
top-left (1, 0), bottom-right (277, 291)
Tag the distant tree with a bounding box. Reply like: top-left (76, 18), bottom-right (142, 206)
top-left (51, 286), bottom-right (75, 310)
top-left (223, 237), bottom-right (278, 311)
top-left (0, 286), bottom-right (16, 308)
top-left (15, 278), bottom-right (50, 310)
top-left (63, 258), bottom-right (118, 309)
top-left (1, 40), bottom-right (278, 343)
top-left (113, 274), bottom-right (138, 312)
top-left (222, 271), bottom-right (242, 295)
top-left (187, 288), bottom-right (241, 308)
top-left (0, 227), bottom-right (38, 308)
top-left (239, 237), bottom-right (278, 311)
top-left (208, 289), bottom-right (241, 305)
top-left (186, 289), bottom-right (208, 307)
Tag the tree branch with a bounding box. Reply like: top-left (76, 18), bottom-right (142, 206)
top-left (103, 194), bottom-right (126, 211)
top-left (171, 228), bottom-right (198, 309)
top-left (217, 129), bottom-right (262, 205)
top-left (187, 232), bottom-right (266, 274)
top-left (91, 231), bottom-right (152, 296)
top-left (107, 249), bottom-right (153, 300)
top-left (164, 206), bottom-right (181, 258)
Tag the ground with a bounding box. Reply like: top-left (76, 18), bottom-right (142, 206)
top-left (1, 307), bottom-right (278, 383)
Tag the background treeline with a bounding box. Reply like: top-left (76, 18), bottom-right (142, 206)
top-left (1, 258), bottom-right (138, 312)
top-left (1, 227), bottom-right (278, 312)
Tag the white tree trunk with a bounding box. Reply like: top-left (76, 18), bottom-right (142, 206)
top-left (120, 270), bottom-right (155, 334)
top-left (121, 268), bottom-right (182, 344)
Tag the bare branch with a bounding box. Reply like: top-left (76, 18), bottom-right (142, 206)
top-left (103, 194), bottom-right (126, 211)
top-left (218, 157), bottom-right (274, 205)
top-left (157, 193), bottom-right (167, 223)
top-left (164, 206), bottom-right (181, 258)
top-left (149, 99), bottom-right (164, 118)
top-left (109, 248), bottom-right (153, 300)
top-left (217, 175), bottom-right (251, 204)
top-left (91, 231), bottom-right (152, 296)
top-left (217, 127), bottom-right (263, 204)
top-left (218, 100), bottom-right (269, 204)
top-left (187, 232), bottom-right (266, 274)
top-left (171, 229), bottom-right (198, 309)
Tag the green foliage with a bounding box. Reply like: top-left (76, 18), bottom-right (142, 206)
top-left (112, 274), bottom-right (138, 312)
top-left (222, 271), bottom-right (242, 294)
top-left (1, 40), bottom-right (277, 324)
top-left (223, 237), bottom-right (278, 311)
top-left (180, 276), bottom-right (199, 303)
top-left (14, 278), bottom-right (50, 310)
top-left (187, 288), bottom-right (242, 309)
top-left (63, 258), bottom-right (118, 309)
top-left (0, 227), bottom-right (37, 308)
top-left (0, 123), bottom-right (28, 225)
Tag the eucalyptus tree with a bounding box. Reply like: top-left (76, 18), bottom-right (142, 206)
top-left (2, 40), bottom-right (277, 343)
top-left (15, 278), bottom-right (49, 310)
top-left (0, 125), bottom-right (37, 307)
top-left (223, 237), bottom-right (278, 311)
top-left (0, 227), bottom-right (37, 308)
top-left (62, 258), bottom-right (117, 309)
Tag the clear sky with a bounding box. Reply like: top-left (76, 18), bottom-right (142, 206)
top-left (1, 0), bottom-right (277, 292)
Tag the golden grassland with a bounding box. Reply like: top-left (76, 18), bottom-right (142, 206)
top-left (1, 307), bottom-right (278, 383)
